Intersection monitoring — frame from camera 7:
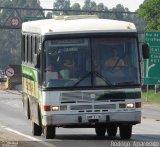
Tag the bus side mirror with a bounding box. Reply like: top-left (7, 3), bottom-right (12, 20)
top-left (142, 44), bottom-right (149, 59)
top-left (34, 53), bottom-right (40, 68)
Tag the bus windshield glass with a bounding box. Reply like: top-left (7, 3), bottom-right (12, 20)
top-left (43, 37), bottom-right (140, 88)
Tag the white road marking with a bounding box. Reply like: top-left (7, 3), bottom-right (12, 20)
top-left (1, 125), bottom-right (59, 147)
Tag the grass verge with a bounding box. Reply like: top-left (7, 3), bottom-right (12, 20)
top-left (142, 90), bottom-right (160, 103)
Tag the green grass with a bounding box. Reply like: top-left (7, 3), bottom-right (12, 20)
top-left (142, 90), bottom-right (160, 103)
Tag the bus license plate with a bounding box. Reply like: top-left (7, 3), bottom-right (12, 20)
top-left (86, 114), bottom-right (101, 120)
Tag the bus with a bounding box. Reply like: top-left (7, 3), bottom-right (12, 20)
top-left (21, 15), bottom-right (149, 139)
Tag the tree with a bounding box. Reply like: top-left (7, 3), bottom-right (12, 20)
top-left (46, 12), bottom-right (53, 18)
top-left (110, 4), bottom-right (130, 20)
top-left (71, 3), bottom-right (81, 15)
top-left (0, 0), bottom-right (42, 68)
top-left (138, 0), bottom-right (160, 31)
top-left (82, 0), bottom-right (97, 15)
top-left (53, 0), bottom-right (71, 15)
top-left (96, 3), bottom-right (109, 18)
top-left (12, 0), bottom-right (44, 18)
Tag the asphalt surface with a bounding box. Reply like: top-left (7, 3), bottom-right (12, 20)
top-left (0, 90), bottom-right (160, 147)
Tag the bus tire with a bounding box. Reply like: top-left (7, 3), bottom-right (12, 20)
top-left (107, 124), bottom-right (117, 137)
top-left (44, 125), bottom-right (56, 139)
top-left (95, 124), bottom-right (106, 137)
top-left (32, 121), bottom-right (42, 136)
top-left (119, 125), bottom-right (132, 139)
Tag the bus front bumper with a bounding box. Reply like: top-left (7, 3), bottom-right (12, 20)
top-left (42, 111), bottom-right (141, 126)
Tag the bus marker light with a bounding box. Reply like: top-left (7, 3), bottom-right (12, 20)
top-left (60, 105), bottom-right (67, 111)
top-left (127, 103), bottom-right (134, 108)
top-left (44, 105), bottom-right (51, 111)
top-left (135, 102), bottom-right (141, 108)
top-left (119, 103), bottom-right (126, 108)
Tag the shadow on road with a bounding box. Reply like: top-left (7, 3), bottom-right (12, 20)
top-left (41, 134), bottom-right (160, 141)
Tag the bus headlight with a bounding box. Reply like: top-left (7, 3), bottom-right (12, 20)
top-left (51, 105), bottom-right (67, 111)
top-left (52, 106), bottom-right (59, 111)
top-left (127, 103), bottom-right (134, 108)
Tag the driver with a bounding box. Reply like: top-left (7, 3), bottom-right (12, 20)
top-left (104, 48), bottom-right (125, 69)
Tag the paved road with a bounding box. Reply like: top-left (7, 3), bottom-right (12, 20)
top-left (0, 90), bottom-right (160, 147)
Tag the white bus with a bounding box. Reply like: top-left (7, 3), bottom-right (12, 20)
top-left (21, 15), bottom-right (149, 139)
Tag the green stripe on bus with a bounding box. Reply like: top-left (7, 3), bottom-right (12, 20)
top-left (22, 66), bottom-right (37, 82)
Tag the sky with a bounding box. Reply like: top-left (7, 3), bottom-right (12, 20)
top-left (40, 0), bottom-right (144, 12)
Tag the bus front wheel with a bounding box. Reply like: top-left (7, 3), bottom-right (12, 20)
top-left (119, 125), bottom-right (132, 139)
top-left (44, 125), bottom-right (56, 139)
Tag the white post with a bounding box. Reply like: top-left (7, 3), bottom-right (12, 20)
top-left (146, 85), bottom-right (149, 102)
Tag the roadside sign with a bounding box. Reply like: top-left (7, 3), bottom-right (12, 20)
top-left (143, 32), bottom-right (160, 84)
top-left (10, 16), bottom-right (20, 27)
top-left (5, 67), bottom-right (15, 78)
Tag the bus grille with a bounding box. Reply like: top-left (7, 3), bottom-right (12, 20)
top-left (94, 104), bottom-right (116, 109)
top-left (70, 105), bottom-right (92, 110)
top-left (60, 91), bottom-right (140, 103)
top-left (70, 104), bottom-right (116, 111)
top-left (61, 91), bottom-right (104, 103)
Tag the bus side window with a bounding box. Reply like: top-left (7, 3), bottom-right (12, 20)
top-left (25, 35), bottom-right (28, 63)
top-left (21, 35), bottom-right (25, 62)
top-left (32, 36), bottom-right (35, 64)
top-left (34, 36), bottom-right (41, 69)
top-left (28, 36), bottom-right (32, 63)
top-left (34, 36), bottom-right (39, 54)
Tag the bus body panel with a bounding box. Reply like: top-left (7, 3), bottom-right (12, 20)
top-left (41, 89), bottom-right (141, 126)
top-left (42, 111), bottom-right (141, 127)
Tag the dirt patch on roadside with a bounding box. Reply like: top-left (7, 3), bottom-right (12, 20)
top-left (0, 127), bottom-right (28, 142)
top-left (0, 127), bottom-right (45, 147)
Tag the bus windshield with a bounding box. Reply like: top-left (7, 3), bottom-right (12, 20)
top-left (43, 37), bottom-right (140, 88)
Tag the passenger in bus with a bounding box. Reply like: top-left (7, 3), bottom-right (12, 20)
top-left (46, 61), bottom-right (59, 80)
top-left (46, 64), bottom-right (54, 72)
top-left (46, 54), bottom-right (55, 72)
top-left (60, 58), bottom-right (75, 79)
top-left (63, 59), bottom-right (75, 69)
top-left (104, 48), bottom-right (125, 69)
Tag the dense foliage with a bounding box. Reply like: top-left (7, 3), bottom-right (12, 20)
top-left (138, 0), bottom-right (160, 31)
top-left (0, 0), bottom-right (42, 69)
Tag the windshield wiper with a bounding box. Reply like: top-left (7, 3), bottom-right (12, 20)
top-left (93, 71), bottom-right (112, 86)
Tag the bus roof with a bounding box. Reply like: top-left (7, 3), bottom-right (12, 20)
top-left (22, 15), bottom-right (137, 35)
